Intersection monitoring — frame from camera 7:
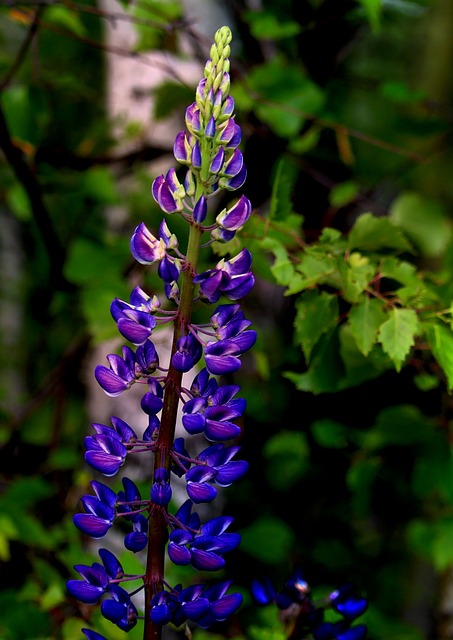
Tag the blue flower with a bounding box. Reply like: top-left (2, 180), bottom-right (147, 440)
top-left (151, 468), bottom-right (172, 506)
top-left (152, 169), bottom-right (185, 213)
top-left (73, 481), bottom-right (116, 539)
top-left (67, 548), bottom-right (123, 604)
top-left (94, 346), bottom-right (136, 397)
top-left (182, 383), bottom-right (245, 441)
top-left (194, 248), bottom-right (254, 303)
top-left (171, 333), bottom-right (203, 372)
top-left (130, 222), bottom-right (166, 264)
top-left (100, 584), bottom-right (138, 631)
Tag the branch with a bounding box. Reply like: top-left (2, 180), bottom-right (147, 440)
top-left (0, 103), bottom-right (69, 288)
top-left (0, 5), bottom-right (43, 90)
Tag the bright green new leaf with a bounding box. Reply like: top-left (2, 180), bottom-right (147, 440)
top-left (293, 290), bottom-right (338, 360)
top-left (377, 307), bottom-right (419, 371)
top-left (424, 322), bottom-right (453, 392)
top-left (348, 212), bottom-right (414, 253)
top-left (349, 296), bottom-right (387, 355)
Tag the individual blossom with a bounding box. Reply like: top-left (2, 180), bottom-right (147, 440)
top-left (73, 481), bottom-right (117, 539)
top-left (194, 248), bottom-right (255, 303)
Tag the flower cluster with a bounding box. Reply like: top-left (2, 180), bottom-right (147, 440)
top-left (68, 26), bottom-right (255, 639)
top-left (251, 568), bottom-right (368, 640)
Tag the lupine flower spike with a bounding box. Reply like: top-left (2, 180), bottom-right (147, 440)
top-left (68, 26), bottom-right (255, 639)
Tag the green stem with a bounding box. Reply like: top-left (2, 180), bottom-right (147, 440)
top-left (143, 216), bottom-right (204, 640)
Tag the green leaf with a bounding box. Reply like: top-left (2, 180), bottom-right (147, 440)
top-left (240, 517), bottom-right (295, 564)
top-left (293, 290), bottom-right (338, 360)
top-left (377, 307), bottom-right (419, 371)
top-left (349, 297), bottom-right (387, 355)
top-left (285, 327), bottom-right (344, 394)
top-left (339, 323), bottom-right (391, 387)
top-left (389, 191), bottom-right (451, 258)
top-left (348, 212), bottom-right (414, 253)
top-left (329, 181), bottom-right (360, 208)
top-left (44, 6), bottom-right (87, 37)
top-left (261, 237), bottom-right (295, 286)
top-left (424, 322), bottom-right (453, 391)
top-left (269, 157), bottom-right (299, 221)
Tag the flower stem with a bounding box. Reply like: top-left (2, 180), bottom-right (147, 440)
top-left (143, 218), bottom-right (203, 640)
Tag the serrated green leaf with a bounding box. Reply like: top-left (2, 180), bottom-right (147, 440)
top-left (341, 259), bottom-right (375, 303)
top-left (293, 290), bottom-right (338, 360)
top-left (348, 212), bottom-right (414, 253)
top-left (349, 297), bottom-right (387, 355)
top-left (294, 252), bottom-right (338, 289)
top-left (377, 308), bottom-right (419, 371)
top-left (424, 322), bottom-right (453, 391)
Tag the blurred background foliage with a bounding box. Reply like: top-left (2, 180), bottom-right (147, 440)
top-left (1, 0), bottom-right (453, 638)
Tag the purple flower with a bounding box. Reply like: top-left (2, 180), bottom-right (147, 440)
top-left (73, 481), bottom-right (116, 539)
top-left (151, 467), bottom-right (172, 505)
top-left (193, 195), bottom-right (207, 224)
top-left (100, 584), bottom-right (138, 631)
top-left (182, 383), bottom-right (245, 442)
top-left (172, 333), bottom-right (203, 372)
top-left (67, 548), bottom-right (124, 605)
top-left (124, 514), bottom-right (148, 552)
top-left (152, 169), bottom-right (184, 213)
top-left (197, 581), bottom-right (243, 628)
top-left (84, 430), bottom-right (127, 476)
top-left (190, 515), bottom-right (241, 571)
top-left (194, 248), bottom-right (254, 303)
top-left (94, 346), bottom-right (136, 397)
top-left (216, 195), bottom-right (252, 232)
top-left (67, 562), bottom-right (108, 604)
top-left (130, 222), bottom-right (166, 264)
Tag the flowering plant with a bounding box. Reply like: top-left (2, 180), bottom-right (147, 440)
top-left (67, 26), bottom-right (255, 640)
